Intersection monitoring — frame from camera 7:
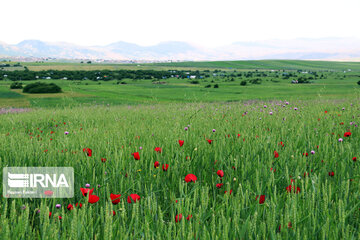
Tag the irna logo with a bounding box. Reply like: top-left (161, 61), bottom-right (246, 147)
top-left (7, 173), bottom-right (69, 188)
top-left (3, 167), bottom-right (74, 198)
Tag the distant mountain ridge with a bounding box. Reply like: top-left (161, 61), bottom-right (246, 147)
top-left (1, 38), bottom-right (360, 61)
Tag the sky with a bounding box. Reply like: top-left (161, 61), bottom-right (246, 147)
top-left (2, 0), bottom-right (360, 47)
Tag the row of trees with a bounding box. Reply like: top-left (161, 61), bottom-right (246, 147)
top-left (0, 69), bottom-right (214, 81)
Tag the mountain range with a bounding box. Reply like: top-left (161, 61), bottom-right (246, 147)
top-left (1, 38), bottom-right (360, 61)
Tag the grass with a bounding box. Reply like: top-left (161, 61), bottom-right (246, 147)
top-left (0, 100), bottom-right (359, 239)
top-left (0, 60), bottom-right (359, 238)
top-left (1, 60), bottom-right (357, 72)
top-left (150, 60), bottom-right (360, 71)
top-left (0, 71), bottom-right (359, 108)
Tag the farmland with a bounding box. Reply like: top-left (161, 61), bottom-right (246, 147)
top-left (0, 60), bottom-right (360, 108)
top-left (0, 60), bottom-right (359, 239)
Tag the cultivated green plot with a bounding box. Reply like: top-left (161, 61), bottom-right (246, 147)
top-left (0, 100), bottom-right (358, 239)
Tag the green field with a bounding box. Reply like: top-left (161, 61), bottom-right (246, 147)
top-left (1, 60), bottom-right (360, 108)
top-left (0, 60), bottom-right (359, 239)
top-left (13, 60), bottom-right (360, 72)
top-left (151, 60), bottom-right (360, 71)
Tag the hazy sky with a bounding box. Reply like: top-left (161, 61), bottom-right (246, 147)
top-left (2, 0), bottom-right (360, 47)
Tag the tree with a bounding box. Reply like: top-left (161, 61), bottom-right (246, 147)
top-left (10, 82), bottom-right (23, 89)
top-left (23, 82), bottom-right (62, 93)
top-left (240, 80), bottom-right (247, 86)
top-left (358, 80), bottom-right (360, 85)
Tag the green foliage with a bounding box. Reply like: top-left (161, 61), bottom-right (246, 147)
top-left (357, 80), bottom-right (360, 85)
top-left (249, 78), bottom-right (262, 84)
top-left (23, 82), bottom-right (62, 94)
top-left (213, 84), bottom-right (219, 88)
top-left (0, 101), bottom-right (359, 238)
top-left (10, 82), bottom-right (23, 89)
top-left (297, 77), bottom-right (311, 84)
top-left (240, 80), bottom-right (247, 86)
top-left (189, 80), bottom-right (199, 84)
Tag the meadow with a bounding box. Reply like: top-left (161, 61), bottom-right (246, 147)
top-left (0, 60), bottom-right (359, 239)
top-left (1, 61), bottom-right (360, 108)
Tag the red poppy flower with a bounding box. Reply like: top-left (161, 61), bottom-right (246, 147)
top-left (154, 161), bottom-right (160, 168)
top-left (344, 132), bottom-right (351, 137)
top-left (224, 189), bottom-right (233, 195)
top-left (154, 147), bottom-right (162, 153)
top-left (162, 164), bottom-right (169, 171)
top-left (328, 171), bottom-right (334, 177)
top-left (325, 111), bottom-right (327, 113)
top-left (186, 214), bottom-right (192, 221)
top-left (101, 158), bottom-right (106, 163)
top-left (44, 190), bottom-right (53, 196)
top-left (286, 185), bottom-right (301, 193)
top-left (67, 204), bottom-right (74, 211)
top-left (49, 212), bottom-right (52, 218)
top-left (353, 157), bottom-right (357, 162)
top-left (88, 194), bottom-right (100, 204)
top-left (175, 214), bottom-right (182, 223)
top-left (127, 194), bottom-right (141, 203)
top-left (303, 152), bottom-right (308, 157)
top-left (278, 222), bottom-right (292, 233)
top-left (58, 216), bottom-right (62, 220)
top-left (179, 140), bottom-right (184, 147)
top-left (112, 210), bottom-right (116, 216)
top-left (256, 195), bottom-right (265, 204)
top-left (80, 188), bottom-right (94, 197)
top-left (279, 142), bottom-right (284, 147)
top-left (274, 151), bottom-right (279, 158)
top-left (340, 122), bottom-right (344, 125)
top-left (75, 203), bottom-right (82, 208)
top-left (132, 152), bottom-right (140, 160)
top-left (110, 193), bottom-right (121, 205)
top-left (207, 139), bottom-right (213, 144)
top-left (83, 148), bottom-right (92, 157)
top-left (217, 170), bottom-right (224, 178)
top-left (216, 183), bottom-right (223, 189)
top-left (237, 134), bottom-right (241, 138)
top-left (185, 174), bottom-right (197, 183)
top-left (270, 168), bottom-right (276, 172)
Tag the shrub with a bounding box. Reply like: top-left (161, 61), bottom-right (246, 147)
top-left (23, 82), bottom-right (62, 94)
top-left (214, 84), bottom-right (219, 88)
top-left (240, 80), bottom-right (247, 86)
top-left (249, 78), bottom-right (262, 84)
top-left (205, 84), bottom-right (211, 88)
top-left (357, 80), bottom-right (360, 85)
top-left (189, 80), bottom-right (199, 84)
top-left (10, 82), bottom-right (23, 89)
